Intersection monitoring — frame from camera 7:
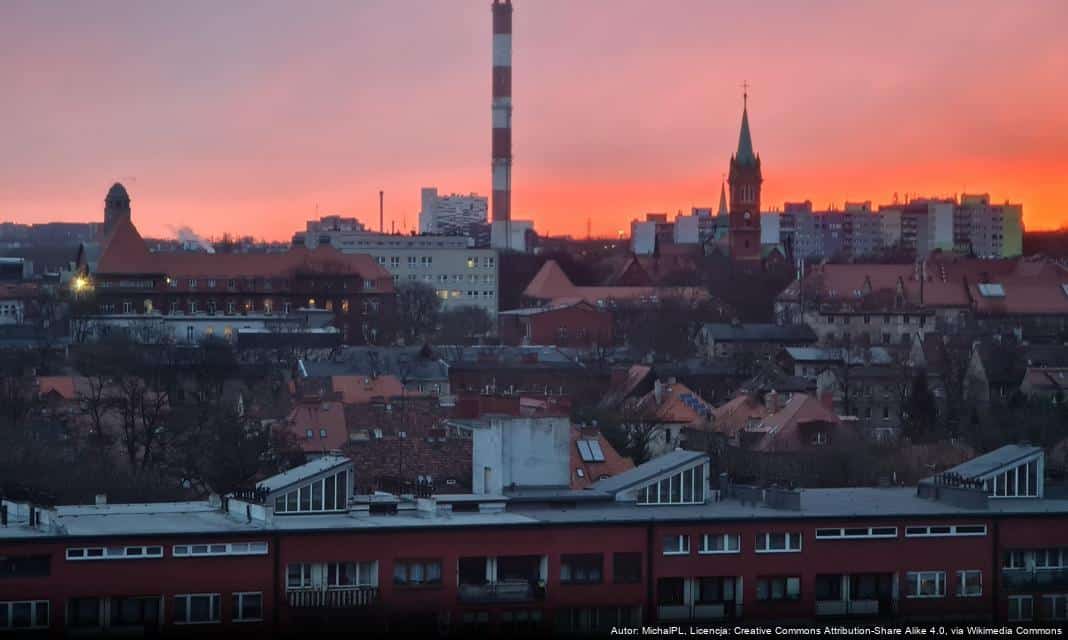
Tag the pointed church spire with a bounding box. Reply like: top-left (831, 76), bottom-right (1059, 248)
top-left (735, 85), bottom-right (756, 167)
top-left (717, 181), bottom-right (728, 217)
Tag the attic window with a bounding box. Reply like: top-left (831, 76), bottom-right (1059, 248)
top-left (577, 440), bottom-right (605, 462)
top-left (977, 283), bottom-right (1005, 298)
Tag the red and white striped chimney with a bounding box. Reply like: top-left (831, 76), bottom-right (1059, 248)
top-left (491, 0), bottom-right (512, 223)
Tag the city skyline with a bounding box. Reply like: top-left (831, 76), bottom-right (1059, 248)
top-left (3, 0), bottom-right (1067, 241)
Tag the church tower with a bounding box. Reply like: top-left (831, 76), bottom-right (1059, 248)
top-left (103, 182), bottom-right (131, 235)
top-left (728, 91), bottom-right (762, 263)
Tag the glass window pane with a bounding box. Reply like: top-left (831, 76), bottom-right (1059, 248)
top-left (670, 474), bottom-right (681, 503)
top-left (336, 471), bottom-right (347, 508)
top-left (325, 475), bottom-right (336, 510)
top-left (682, 468), bottom-right (694, 502)
top-left (311, 480), bottom-right (324, 511)
top-left (11, 603), bottom-right (31, 628)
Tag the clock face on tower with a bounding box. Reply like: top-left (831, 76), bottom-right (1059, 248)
top-left (743, 211), bottom-right (751, 221)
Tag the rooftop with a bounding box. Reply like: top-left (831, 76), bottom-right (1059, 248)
top-left (942, 444), bottom-right (1043, 480)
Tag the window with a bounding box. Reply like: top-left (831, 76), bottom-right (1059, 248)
top-left (393, 560), bottom-right (442, 586)
top-left (1043, 594), bottom-right (1068, 621)
top-left (756, 576), bottom-right (801, 601)
top-left (65, 546), bottom-right (161, 561)
top-left (67, 597), bottom-right (101, 629)
top-left (0, 600), bottom-right (49, 631)
top-left (905, 571), bottom-right (945, 598)
top-left (109, 596), bottom-right (160, 628)
top-left (700, 533), bottom-right (740, 554)
top-left (990, 459), bottom-right (1040, 498)
top-left (637, 463), bottom-right (706, 505)
top-left (577, 439), bottom-right (605, 462)
top-left (905, 524), bottom-right (986, 538)
top-left (1008, 595), bottom-right (1033, 622)
top-left (815, 574), bottom-right (843, 601)
top-left (696, 577), bottom-right (736, 604)
top-left (1034, 548), bottom-right (1068, 569)
top-left (815, 527), bottom-right (897, 540)
top-left (328, 561), bottom-right (376, 587)
top-left (755, 532), bottom-right (802, 553)
top-left (956, 570), bottom-right (982, 598)
top-left (613, 553), bottom-right (641, 584)
top-left (662, 535), bottom-right (690, 556)
top-left (173, 594), bottom-right (220, 624)
top-left (0, 554), bottom-right (50, 576)
top-left (232, 593), bottom-right (262, 622)
top-left (172, 541), bottom-right (268, 557)
top-left (657, 578), bottom-right (685, 605)
top-left (560, 554), bottom-right (603, 584)
top-left (287, 563), bottom-right (311, 589)
top-left (273, 469), bottom-right (349, 514)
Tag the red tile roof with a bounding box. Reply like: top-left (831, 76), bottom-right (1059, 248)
top-left (330, 375), bottom-right (408, 404)
top-left (284, 401), bottom-right (349, 453)
top-left (37, 376), bottom-right (82, 401)
top-left (710, 392), bottom-right (849, 452)
top-left (780, 255), bottom-right (1068, 315)
top-left (632, 381), bottom-right (713, 425)
top-left (570, 425), bottom-right (634, 490)
top-left (93, 218), bottom-right (392, 286)
top-left (95, 218), bottom-right (154, 274)
top-left (523, 260), bottom-right (709, 306)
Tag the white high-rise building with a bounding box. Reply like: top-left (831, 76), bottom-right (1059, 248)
top-left (419, 188), bottom-right (488, 235)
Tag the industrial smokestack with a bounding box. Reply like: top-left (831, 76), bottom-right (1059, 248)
top-left (491, 0), bottom-right (512, 224)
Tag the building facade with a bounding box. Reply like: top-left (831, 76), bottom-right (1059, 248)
top-left (75, 192), bottom-right (394, 345)
top-left (1, 447), bottom-right (1066, 634)
top-left (779, 195), bottom-right (1022, 263)
top-left (728, 97), bottom-right (763, 264)
top-left (293, 217), bottom-right (499, 318)
top-left (419, 188), bottom-right (488, 236)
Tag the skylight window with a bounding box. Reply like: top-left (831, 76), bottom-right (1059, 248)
top-left (577, 439), bottom-right (605, 462)
top-left (977, 283), bottom-right (1005, 298)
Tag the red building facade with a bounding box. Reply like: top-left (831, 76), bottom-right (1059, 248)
top-left (2, 448), bottom-right (1066, 635)
top-left (498, 302), bottom-right (614, 349)
top-left (76, 216), bottom-right (394, 344)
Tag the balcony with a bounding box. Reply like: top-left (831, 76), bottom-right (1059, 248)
top-left (655, 603), bottom-right (733, 621)
top-left (286, 587), bottom-right (378, 609)
top-left (458, 580), bottom-right (541, 604)
top-left (1002, 569), bottom-right (1068, 592)
top-left (815, 599), bottom-right (880, 616)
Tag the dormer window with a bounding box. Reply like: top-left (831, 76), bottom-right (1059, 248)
top-left (636, 461), bottom-right (707, 505)
top-left (267, 458), bottom-right (352, 514)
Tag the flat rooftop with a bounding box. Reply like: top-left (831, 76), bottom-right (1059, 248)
top-left (4, 486), bottom-right (1068, 542)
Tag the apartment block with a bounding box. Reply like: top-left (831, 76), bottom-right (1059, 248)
top-left (1, 446), bottom-right (1065, 634)
top-left (294, 217), bottom-right (499, 317)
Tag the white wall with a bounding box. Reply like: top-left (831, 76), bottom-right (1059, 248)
top-left (472, 416), bottom-right (570, 494)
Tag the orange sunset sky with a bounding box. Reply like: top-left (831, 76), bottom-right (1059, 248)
top-left (2, 0), bottom-right (1067, 241)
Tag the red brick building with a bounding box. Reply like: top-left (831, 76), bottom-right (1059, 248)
top-left (75, 215), bottom-right (393, 345)
top-left (498, 301), bottom-right (613, 348)
top-left (1, 446), bottom-right (1066, 634)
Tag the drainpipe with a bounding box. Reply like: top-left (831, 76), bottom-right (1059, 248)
top-left (645, 522), bottom-right (655, 624)
top-left (991, 519), bottom-right (999, 624)
top-left (273, 531), bottom-right (282, 634)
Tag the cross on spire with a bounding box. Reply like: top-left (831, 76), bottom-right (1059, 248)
top-left (741, 81), bottom-right (750, 109)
